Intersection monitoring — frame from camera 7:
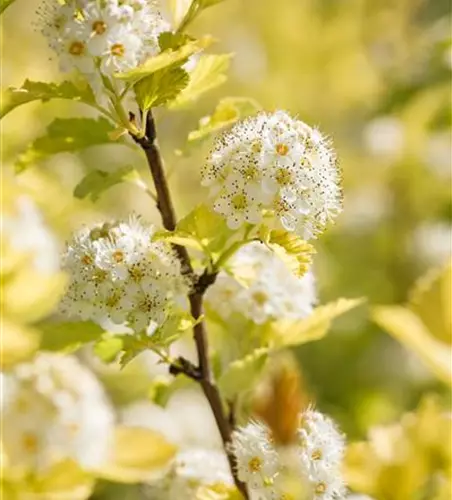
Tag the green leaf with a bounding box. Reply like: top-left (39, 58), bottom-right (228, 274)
top-left (268, 298), bottom-right (365, 348)
top-left (94, 335), bottom-right (125, 363)
top-left (158, 31), bottom-right (191, 51)
top-left (1, 79), bottom-right (95, 119)
top-left (115, 36), bottom-right (213, 83)
top-left (96, 426), bottom-right (177, 483)
top-left (188, 96), bottom-right (261, 142)
top-left (372, 305), bottom-right (452, 386)
top-left (156, 204), bottom-right (234, 256)
top-left (408, 259), bottom-right (451, 345)
top-left (218, 348), bottom-right (268, 400)
top-left (199, 0), bottom-right (226, 7)
top-left (170, 53), bottom-right (233, 108)
top-left (38, 321), bottom-right (104, 353)
top-left (15, 117), bottom-right (117, 173)
top-left (0, 0), bottom-right (16, 14)
top-left (118, 312), bottom-right (199, 368)
top-left (8, 460), bottom-right (95, 500)
top-left (264, 229), bottom-right (316, 277)
top-left (74, 166), bottom-right (138, 202)
top-left (135, 66), bottom-right (189, 111)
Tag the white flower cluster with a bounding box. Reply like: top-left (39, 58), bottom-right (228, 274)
top-left (297, 409), bottom-right (346, 500)
top-left (3, 195), bottom-right (60, 274)
top-left (38, 0), bottom-right (168, 85)
top-left (202, 111), bottom-right (342, 240)
top-left (1, 353), bottom-right (114, 472)
top-left (206, 242), bottom-right (316, 324)
top-left (230, 421), bottom-right (280, 491)
top-left (146, 448), bottom-right (233, 499)
top-left (59, 215), bottom-right (188, 333)
top-left (231, 411), bottom-right (346, 500)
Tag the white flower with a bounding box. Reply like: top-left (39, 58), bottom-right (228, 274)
top-left (202, 111), bottom-right (342, 239)
top-left (206, 242), bottom-right (316, 325)
top-left (59, 215), bottom-right (189, 334)
top-left (2, 195), bottom-right (60, 274)
top-left (230, 421), bottom-right (280, 490)
top-left (1, 352), bottom-right (114, 472)
top-left (38, 0), bottom-right (169, 92)
top-left (297, 409), bottom-right (346, 500)
top-left (175, 448), bottom-right (233, 486)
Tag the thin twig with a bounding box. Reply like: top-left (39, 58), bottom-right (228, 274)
top-left (132, 111), bottom-right (248, 499)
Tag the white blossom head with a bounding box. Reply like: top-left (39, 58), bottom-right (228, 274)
top-left (1, 352), bottom-right (114, 472)
top-left (146, 448), bottom-right (233, 498)
top-left (206, 242), bottom-right (316, 325)
top-left (297, 409), bottom-right (346, 500)
top-left (37, 0), bottom-right (168, 81)
top-left (230, 420), bottom-right (280, 490)
top-left (2, 195), bottom-right (60, 275)
top-left (59, 215), bottom-right (189, 334)
top-left (202, 111), bottom-right (342, 240)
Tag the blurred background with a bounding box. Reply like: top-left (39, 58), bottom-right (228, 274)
top-left (1, 0), bottom-right (451, 497)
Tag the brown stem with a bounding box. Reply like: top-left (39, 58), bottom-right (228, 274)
top-left (132, 111), bottom-right (248, 499)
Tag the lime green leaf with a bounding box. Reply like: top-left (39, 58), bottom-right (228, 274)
top-left (218, 348), bottom-right (268, 400)
top-left (74, 166), bottom-right (138, 202)
top-left (135, 66), bottom-right (189, 111)
top-left (264, 229), bottom-right (316, 277)
top-left (408, 259), bottom-right (451, 345)
top-left (372, 305), bottom-right (452, 386)
top-left (115, 36), bottom-right (213, 83)
top-left (39, 321), bottom-right (104, 353)
top-left (1, 319), bottom-right (39, 369)
top-left (15, 117), bottom-right (117, 173)
top-left (196, 483), bottom-right (242, 500)
top-left (167, 0), bottom-right (192, 26)
top-left (158, 31), bottom-right (191, 51)
top-left (8, 460), bottom-right (95, 500)
top-left (156, 204), bottom-right (234, 256)
top-left (170, 53), bottom-right (233, 108)
top-left (97, 426), bottom-right (177, 483)
top-left (119, 312), bottom-right (198, 367)
top-left (94, 335), bottom-right (124, 363)
top-left (269, 298), bottom-right (365, 348)
top-left (1, 80), bottom-right (95, 119)
top-left (0, 0), bottom-right (16, 14)
top-left (188, 96), bottom-right (261, 142)
top-left (199, 0), bottom-right (226, 7)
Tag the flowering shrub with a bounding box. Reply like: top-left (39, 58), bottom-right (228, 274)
top-left (1, 1), bottom-right (450, 500)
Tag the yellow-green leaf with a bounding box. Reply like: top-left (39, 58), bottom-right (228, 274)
top-left (188, 96), bottom-right (261, 142)
top-left (196, 483), bottom-right (242, 500)
top-left (168, 0), bottom-right (192, 26)
top-left (115, 36), bottom-right (213, 83)
top-left (156, 204), bottom-right (234, 256)
top-left (73, 166), bottom-right (138, 202)
top-left (218, 348), bottom-right (268, 400)
top-left (0, 0), bottom-right (16, 14)
top-left (269, 298), bottom-right (365, 348)
top-left (1, 80), bottom-right (95, 119)
top-left (97, 426), bottom-right (177, 483)
top-left (1, 319), bottom-right (39, 369)
top-left (4, 460), bottom-right (95, 500)
top-left (170, 53), bottom-right (233, 108)
top-left (372, 305), bottom-right (452, 386)
top-left (135, 66), bottom-right (189, 111)
top-left (39, 321), bottom-right (104, 353)
top-left (265, 229), bottom-right (316, 277)
top-left (408, 259), bottom-right (451, 345)
top-left (15, 118), bottom-right (117, 173)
